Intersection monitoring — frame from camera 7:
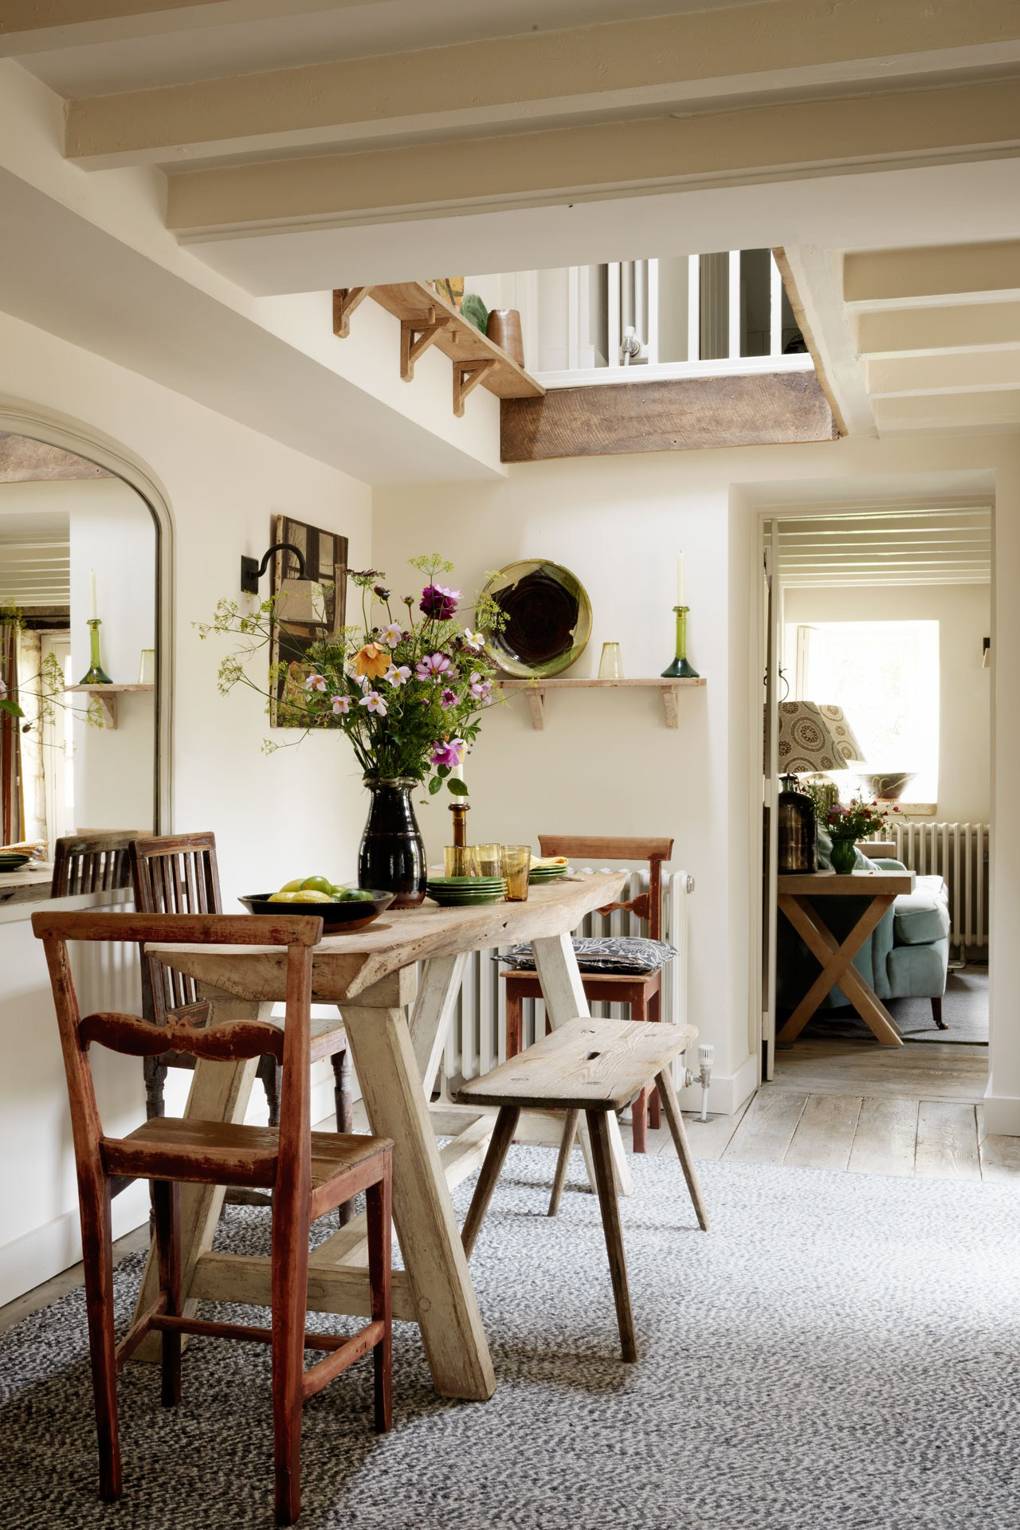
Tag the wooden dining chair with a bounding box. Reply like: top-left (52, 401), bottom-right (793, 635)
top-left (132, 835), bottom-right (353, 1218)
top-left (501, 835), bottom-right (674, 1153)
top-left (33, 908), bottom-right (393, 1527)
top-left (51, 831), bottom-right (140, 898)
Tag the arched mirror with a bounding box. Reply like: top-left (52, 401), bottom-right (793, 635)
top-left (0, 428), bottom-right (163, 909)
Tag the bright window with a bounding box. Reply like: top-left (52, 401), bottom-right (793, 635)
top-left (786, 620), bottom-right (939, 803)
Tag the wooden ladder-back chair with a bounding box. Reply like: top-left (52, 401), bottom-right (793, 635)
top-left (32, 909), bottom-right (392, 1527)
top-left (132, 836), bottom-right (353, 1214)
top-left (502, 835), bottom-right (674, 1153)
top-left (52, 831), bottom-right (140, 898)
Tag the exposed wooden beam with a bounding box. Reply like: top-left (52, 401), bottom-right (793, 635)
top-left (61, 0), bottom-right (1020, 170)
top-left (845, 241), bottom-right (1020, 310)
top-left (857, 302), bottom-right (1020, 358)
top-left (166, 78), bottom-right (1020, 240)
top-left (500, 371), bottom-right (835, 463)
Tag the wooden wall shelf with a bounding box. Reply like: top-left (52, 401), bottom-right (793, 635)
top-left (65, 683), bottom-right (154, 729)
top-left (333, 282), bottom-right (545, 415)
top-left (499, 676), bottom-right (706, 730)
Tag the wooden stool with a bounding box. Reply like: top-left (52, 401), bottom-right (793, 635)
top-left (34, 909), bottom-right (393, 1527)
top-left (501, 835), bottom-right (674, 1153)
top-left (454, 1017), bottom-right (708, 1362)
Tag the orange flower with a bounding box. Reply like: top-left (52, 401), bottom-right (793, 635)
top-left (354, 642), bottom-right (390, 679)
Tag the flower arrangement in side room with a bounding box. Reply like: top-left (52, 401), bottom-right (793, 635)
top-left (200, 555), bottom-right (503, 796)
top-left (826, 797), bottom-right (899, 873)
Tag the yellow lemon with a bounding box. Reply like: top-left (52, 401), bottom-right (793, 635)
top-left (289, 889), bottom-right (335, 903)
top-left (278, 878), bottom-right (305, 893)
top-left (267, 890), bottom-right (300, 903)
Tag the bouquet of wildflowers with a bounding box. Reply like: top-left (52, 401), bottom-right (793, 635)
top-left (203, 555), bottom-right (503, 795)
top-left (826, 797), bottom-right (896, 843)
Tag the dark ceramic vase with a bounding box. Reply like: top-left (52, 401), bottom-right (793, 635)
top-left (358, 778), bottom-right (427, 907)
top-left (829, 835), bottom-right (857, 875)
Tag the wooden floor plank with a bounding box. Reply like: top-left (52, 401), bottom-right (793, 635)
top-left (914, 1100), bottom-right (981, 1181)
top-left (979, 1132), bottom-right (1020, 1184)
top-left (664, 1097), bottom-right (753, 1161)
top-left (847, 1096), bottom-right (919, 1178)
top-left (773, 1038), bottom-right (987, 1103)
top-left (722, 1089), bottom-right (807, 1165)
top-left (784, 1094), bottom-right (863, 1171)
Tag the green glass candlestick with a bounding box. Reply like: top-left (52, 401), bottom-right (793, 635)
top-left (661, 605), bottom-right (700, 679)
top-left (79, 618), bottom-right (113, 686)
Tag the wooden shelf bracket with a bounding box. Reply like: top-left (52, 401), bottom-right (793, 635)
top-left (332, 286), bottom-right (371, 338)
top-left (498, 677), bottom-right (704, 730)
top-left (454, 359), bottom-right (496, 416)
top-left (400, 310), bottom-right (451, 381)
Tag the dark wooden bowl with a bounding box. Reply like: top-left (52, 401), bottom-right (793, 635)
top-left (238, 890), bottom-right (394, 933)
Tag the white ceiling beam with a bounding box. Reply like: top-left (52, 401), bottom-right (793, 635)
top-left (62, 0), bottom-right (1020, 169)
top-left (165, 79), bottom-right (1020, 245)
top-left (845, 241), bottom-right (1020, 310)
top-left (857, 302), bottom-right (1020, 358)
top-left (868, 350), bottom-right (1020, 397)
top-left (0, 1), bottom-right (373, 55)
top-left (875, 389), bottom-right (1020, 432)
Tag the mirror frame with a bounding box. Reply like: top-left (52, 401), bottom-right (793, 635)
top-left (0, 396), bottom-right (174, 833)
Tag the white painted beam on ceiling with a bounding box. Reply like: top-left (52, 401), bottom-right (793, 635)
top-left (845, 241), bottom-right (1020, 310)
top-left (57, 0), bottom-right (1020, 169)
top-left (868, 349), bottom-right (1020, 397)
top-left (0, 0), bottom-right (379, 54)
top-left (874, 389), bottom-right (1020, 432)
top-left (165, 79), bottom-right (1020, 239)
top-left (856, 302), bottom-right (1020, 358)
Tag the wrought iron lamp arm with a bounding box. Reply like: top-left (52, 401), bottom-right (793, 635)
top-left (240, 542), bottom-right (308, 595)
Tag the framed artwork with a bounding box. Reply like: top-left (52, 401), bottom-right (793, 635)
top-left (269, 513), bottom-right (348, 727)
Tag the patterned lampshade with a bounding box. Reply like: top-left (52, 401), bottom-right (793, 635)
top-left (777, 701), bottom-right (865, 773)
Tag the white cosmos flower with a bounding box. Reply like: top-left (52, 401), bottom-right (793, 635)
top-left (331, 694), bottom-right (351, 716)
top-left (359, 690), bottom-right (388, 716)
top-left (382, 623), bottom-right (404, 648)
top-left (304, 673), bottom-right (328, 692)
top-left (384, 664), bottom-right (412, 688)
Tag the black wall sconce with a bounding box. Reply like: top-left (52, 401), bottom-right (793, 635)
top-left (241, 541), bottom-right (326, 626)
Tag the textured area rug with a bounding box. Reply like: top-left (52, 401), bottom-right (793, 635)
top-left (2, 1148), bottom-right (1019, 1530)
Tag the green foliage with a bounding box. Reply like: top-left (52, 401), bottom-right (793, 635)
top-left (202, 557), bottom-right (504, 784)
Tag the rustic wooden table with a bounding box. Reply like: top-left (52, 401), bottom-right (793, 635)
top-left (776, 869), bottom-right (914, 1048)
top-left (132, 871), bottom-right (629, 1401)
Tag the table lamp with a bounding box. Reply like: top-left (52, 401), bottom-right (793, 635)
top-left (776, 702), bottom-right (865, 873)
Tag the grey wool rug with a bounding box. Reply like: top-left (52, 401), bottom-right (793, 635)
top-left (2, 1147), bottom-right (1020, 1530)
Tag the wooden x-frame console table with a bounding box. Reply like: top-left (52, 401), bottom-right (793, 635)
top-left (776, 869), bottom-right (914, 1048)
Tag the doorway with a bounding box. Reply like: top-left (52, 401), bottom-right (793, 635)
top-left (756, 503), bottom-right (992, 1161)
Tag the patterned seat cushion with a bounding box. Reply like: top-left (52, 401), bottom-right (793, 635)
top-left (497, 936), bottom-right (677, 975)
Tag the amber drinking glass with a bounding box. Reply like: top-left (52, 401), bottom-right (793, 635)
top-left (502, 845), bottom-right (531, 901)
top-left (444, 844), bottom-right (479, 877)
top-left (475, 842), bottom-right (505, 879)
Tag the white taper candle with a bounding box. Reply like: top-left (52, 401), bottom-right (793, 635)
top-left (675, 555), bottom-right (686, 606)
top-left (89, 569), bottom-right (97, 619)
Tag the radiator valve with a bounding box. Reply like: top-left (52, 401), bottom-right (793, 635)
top-left (679, 1043), bottom-right (714, 1121)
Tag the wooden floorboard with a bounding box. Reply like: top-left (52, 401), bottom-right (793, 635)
top-left (722, 1090), bottom-right (807, 1165)
top-left (660, 1097), bottom-right (752, 1161)
top-left (979, 1131), bottom-right (1020, 1183)
top-left (784, 1093), bottom-right (862, 1171)
top-left (772, 1038), bottom-right (987, 1103)
top-left (847, 1096), bottom-right (919, 1178)
top-left (914, 1100), bottom-right (981, 1181)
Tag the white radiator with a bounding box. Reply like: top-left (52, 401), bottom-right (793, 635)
top-left (868, 821), bottom-right (990, 956)
top-left (442, 869), bottom-right (693, 1089)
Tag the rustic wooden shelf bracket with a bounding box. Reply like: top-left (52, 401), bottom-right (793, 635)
top-left (499, 677), bottom-right (704, 730)
top-left (64, 683), bottom-right (155, 731)
top-left (331, 286), bottom-right (371, 338)
top-left (400, 311), bottom-right (451, 381)
top-left (454, 359), bottom-right (497, 416)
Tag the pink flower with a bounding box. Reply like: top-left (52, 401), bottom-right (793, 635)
top-left (415, 652), bottom-right (453, 680)
top-left (304, 673), bottom-right (327, 692)
top-left (331, 694), bottom-right (351, 716)
top-left (440, 687), bottom-right (457, 709)
top-left (359, 690), bottom-right (388, 716)
top-left (384, 664), bottom-right (411, 688)
top-left (420, 583), bottom-right (460, 620)
top-left (381, 622), bottom-right (404, 649)
top-left (469, 671), bottom-right (492, 700)
top-left (431, 737), bottom-right (465, 769)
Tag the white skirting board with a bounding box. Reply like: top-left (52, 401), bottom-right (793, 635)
top-left (981, 1093), bottom-right (1020, 1138)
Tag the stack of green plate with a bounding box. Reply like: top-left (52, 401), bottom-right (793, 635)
top-left (426, 875), bottom-right (507, 907)
top-left (0, 852), bottom-right (30, 873)
top-left (528, 861), bottom-right (569, 885)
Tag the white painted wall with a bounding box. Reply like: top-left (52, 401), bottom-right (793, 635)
top-left (783, 583), bottom-right (991, 824)
top-left (0, 309), bottom-right (373, 1303)
top-left (69, 477), bottom-right (157, 832)
top-left (375, 428), bottom-right (1020, 1136)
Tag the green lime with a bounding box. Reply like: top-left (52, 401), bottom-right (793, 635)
top-left (301, 876), bottom-right (335, 894)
